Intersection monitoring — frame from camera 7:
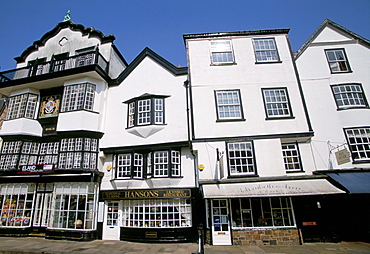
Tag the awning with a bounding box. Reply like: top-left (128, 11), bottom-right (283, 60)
top-left (327, 172), bottom-right (370, 194)
top-left (202, 179), bottom-right (345, 198)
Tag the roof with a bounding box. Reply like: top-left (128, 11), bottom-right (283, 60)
top-left (327, 172), bottom-right (370, 194)
top-left (183, 28), bottom-right (290, 40)
top-left (295, 19), bottom-right (370, 59)
top-left (113, 47), bottom-right (188, 86)
top-left (14, 21), bottom-right (116, 63)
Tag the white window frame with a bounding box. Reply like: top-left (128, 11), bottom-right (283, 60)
top-left (6, 93), bottom-right (38, 120)
top-left (282, 143), bottom-right (302, 172)
top-left (122, 199), bottom-right (191, 228)
top-left (332, 84), bottom-right (368, 109)
top-left (210, 40), bottom-right (234, 64)
top-left (253, 38), bottom-right (280, 62)
top-left (345, 127), bottom-right (370, 162)
top-left (227, 141), bottom-right (256, 176)
top-left (61, 83), bottom-right (95, 112)
top-left (215, 90), bottom-right (243, 120)
top-left (262, 88), bottom-right (292, 118)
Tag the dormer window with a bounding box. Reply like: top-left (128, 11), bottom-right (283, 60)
top-left (125, 94), bottom-right (168, 128)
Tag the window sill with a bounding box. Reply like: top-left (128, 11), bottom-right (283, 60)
top-left (353, 159), bottom-right (370, 164)
top-left (330, 70), bottom-right (353, 74)
top-left (216, 118), bottom-right (246, 123)
top-left (210, 62), bottom-right (237, 66)
top-left (59, 109), bottom-right (99, 114)
top-left (228, 174), bottom-right (258, 178)
top-left (286, 170), bottom-right (304, 173)
top-left (337, 106), bottom-right (369, 111)
top-left (265, 116), bottom-right (295, 120)
top-left (255, 61), bottom-right (282, 64)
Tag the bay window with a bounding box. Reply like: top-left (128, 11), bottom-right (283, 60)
top-left (6, 93), bottom-right (38, 120)
top-left (61, 83), bottom-right (95, 112)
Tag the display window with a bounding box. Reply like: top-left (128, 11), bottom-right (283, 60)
top-left (49, 183), bottom-right (98, 230)
top-left (230, 197), bottom-right (295, 228)
top-left (0, 183), bottom-right (35, 227)
top-left (122, 199), bottom-right (192, 228)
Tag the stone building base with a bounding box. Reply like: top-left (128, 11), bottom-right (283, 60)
top-left (232, 228), bottom-right (300, 246)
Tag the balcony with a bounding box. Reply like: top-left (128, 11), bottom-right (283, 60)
top-left (0, 51), bottom-right (109, 85)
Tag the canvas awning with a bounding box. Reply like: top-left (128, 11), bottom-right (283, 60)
top-left (201, 179), bottom-right (345, 198)
top-left (327, 172), bottom-right (370, 194)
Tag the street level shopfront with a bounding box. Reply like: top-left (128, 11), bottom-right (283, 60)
top-left (100, 188), bottom-right (200, 242)
top-left (200, 177), bottom-right (346, 246)
top-left (0, 173), bottom-right (102, 241)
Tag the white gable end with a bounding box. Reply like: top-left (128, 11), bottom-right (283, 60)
top-left (313, 26), bottom-right (353, 43)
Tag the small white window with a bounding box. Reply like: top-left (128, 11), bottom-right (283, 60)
top-left (210, 40), bottom-right (234, 64)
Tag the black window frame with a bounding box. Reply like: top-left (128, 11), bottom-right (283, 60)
top-left (115, 149), bottom-right (181, 179)
top-left (344, 127), bottom-right (370, 163)
top-left (226, 140), bottom-right (257, 177)
top-left (281, 142), bottom-right (303, 172)
top-left (252, 38), bottom-right (281, 64)
top-left (324, 48), bottom-right (352, 74)
top-left (125, 95), bottom-right (168, 128)
top-left (214, 89), bottom-right (245, 122)
top-left (60, 82), bottom-right (96, 113)
top-left (261, 87), bottom-right (294, 120)
top-left (209, 40), bottom-right (235, 65)
top-left (331, 83), bottom-right (369, 110)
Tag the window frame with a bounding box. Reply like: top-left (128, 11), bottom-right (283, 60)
top-left (252, 38), bottom-right (281, 63)
top-left (325, 48), bottom-right (352, 74)
top-left (262, 87), bottom-right (294, 119)
top-left (214, 89), bottom-right (245, 122)
top-left (331, 83), bottom-right (368, 110)
top-left (210, 40), bottom-right (235, 65)
top-left (344, 127), bottom-right (370, 163)
top-left (226, 141), bottom-right (257, 177)
top-left (115, 149), bottom-right (181, 179)
top-left (281, 142), bottom-right (303, 172)
top-left (60, 83), bottom-right (96, 113)
top-left (6, 93), bottom-right (39, 120)
top-left (125, 96), bottom-right (167, 128)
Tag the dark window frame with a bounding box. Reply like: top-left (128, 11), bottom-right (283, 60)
top-left (331, 83), bottom-right (369, 110)
top-left (324, 48), bottom-right (352, 74)
top-left (281, 142), bottom-right (303, 172)
top-left (344, 127), bottom-right (370, 163)
top-left (209, 40), bottom-right (236, 65)
top-left (261, 87), bottom-right (294, 120)
top-left (214, 89), bottom-right (245, 122)
top-left (252, 38), bottom-right (281, 63)
top-left (226, 140), bottom-right (257, 177)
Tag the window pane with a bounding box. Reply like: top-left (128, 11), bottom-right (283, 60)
top-left (332, 84), bottom-right (367, 108)
top-left (253, 38), bottom-right (279, 62)
top-left (263, 88), bottom-right (291, 117)
top-left (216, 90), bottom-right (242, 120)
top-left (228, 142), bottom-right (255, 175)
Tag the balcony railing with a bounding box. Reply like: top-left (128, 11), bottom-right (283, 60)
top-left (0, 51), bottom-right (109, 84)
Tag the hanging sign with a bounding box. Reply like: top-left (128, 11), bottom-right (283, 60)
top-left (335, 148), bottom-right (350, 165)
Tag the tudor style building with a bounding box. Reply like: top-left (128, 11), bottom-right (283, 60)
top-left (183, 28), bottom-right (345, 246)
top-left (0, 20), bottom-right (126, 240)
top-left (295, 19), bottom-right (370, 242)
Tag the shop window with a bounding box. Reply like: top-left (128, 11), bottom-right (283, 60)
top-left (230, 197), bottom-right (295, 228)
top-left (58, 138), bottom-right (98, 170)
top-left (49, 183), bottom-right (98, 230)
top-left (227, 141), bottom-right (256, 176)
top-left (0, 183), bottom-right (35, 228)
top-left (6, 93), bottom-right (38, 120)
top-left (116, 150), bottom-right (181, 179)
top-left (122, 199), bottom-right (191, 228)
top-left (61, 83), bottom-right (95, 112)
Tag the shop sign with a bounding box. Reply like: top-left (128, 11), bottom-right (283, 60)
top-left (102, 189), bottom-right (191, 200)
top-left (19, 164), bottom-right (54, 174)
top-left (335, 148), bottom-right (350, 165)
top-left (302, 221), bottom-right (317, 226)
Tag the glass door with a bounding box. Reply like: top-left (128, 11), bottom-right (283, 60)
top-left (211, 199), bottom-right (232, 245)
top-left (102, 201), bottom-right (121, 240)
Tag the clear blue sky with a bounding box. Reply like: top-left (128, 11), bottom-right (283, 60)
top-left (0, 0), bottom-right (369, 71)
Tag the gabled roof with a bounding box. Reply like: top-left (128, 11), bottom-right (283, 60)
top-left (14, 20), bottom-right (116, 63)
top-left (114, 47), bottom-right (188, 86)
top-left (295, 19), bottom-right (370, 59)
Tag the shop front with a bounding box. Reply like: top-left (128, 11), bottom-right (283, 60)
top-left (100, 188), bottom-right (199, 242)
top-left (201, 177), bottom-right (346, 246)
top-left (0, 173), bottom-right (102, 241)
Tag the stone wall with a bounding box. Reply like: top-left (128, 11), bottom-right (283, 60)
top-left (232, 228), bottom-right (300, 246)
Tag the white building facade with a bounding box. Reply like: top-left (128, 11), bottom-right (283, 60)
top-left (296, 19), bottom-right (370, 242)
top-left (184, 28), bottom-right (345, 246)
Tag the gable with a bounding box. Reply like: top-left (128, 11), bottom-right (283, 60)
top-left (313, 26), bottom-right (352, 43)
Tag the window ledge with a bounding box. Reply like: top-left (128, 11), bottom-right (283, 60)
top-left (265, 116), bottom-right (295, 120)
top-left (286, 170), bottom-right (304, 173)
top-left (228, 174), bottom-right (258, 178)
top-left (210, 62), bottom-right (237, 66)
top-left (330, 70), bottom-right (353, 74)
top-left (353, 160), bottom-right (370, 164)
top-left (337, 106), bottom-right (369, 111)
top-left (216, 118), bottom-right (246, 123)
top-left (255, 61), bottom-right (282, 64)
top-left (60, 109), bottom-right (99, 114)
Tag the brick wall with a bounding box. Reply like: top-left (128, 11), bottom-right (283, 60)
top-left (232, 228), bottom-right (300, 246)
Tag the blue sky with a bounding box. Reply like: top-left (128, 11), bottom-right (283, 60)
top-left (0, 0), bottom-right (369, 71)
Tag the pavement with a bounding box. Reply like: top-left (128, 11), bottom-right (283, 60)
top-left (0, 237), bottom-right (369, 254)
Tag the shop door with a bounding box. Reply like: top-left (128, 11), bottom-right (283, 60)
top-left (32, 193), bottom-right (52, 227)
top-left (211, 199), bottom-right (232, 245)
top-left (102, 201), bottom-right (121, 240)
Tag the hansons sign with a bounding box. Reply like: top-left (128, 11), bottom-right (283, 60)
top-left (19, 164), bottom-right (54, 173)
top-left (102, 189), bottom-right (191, 200)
